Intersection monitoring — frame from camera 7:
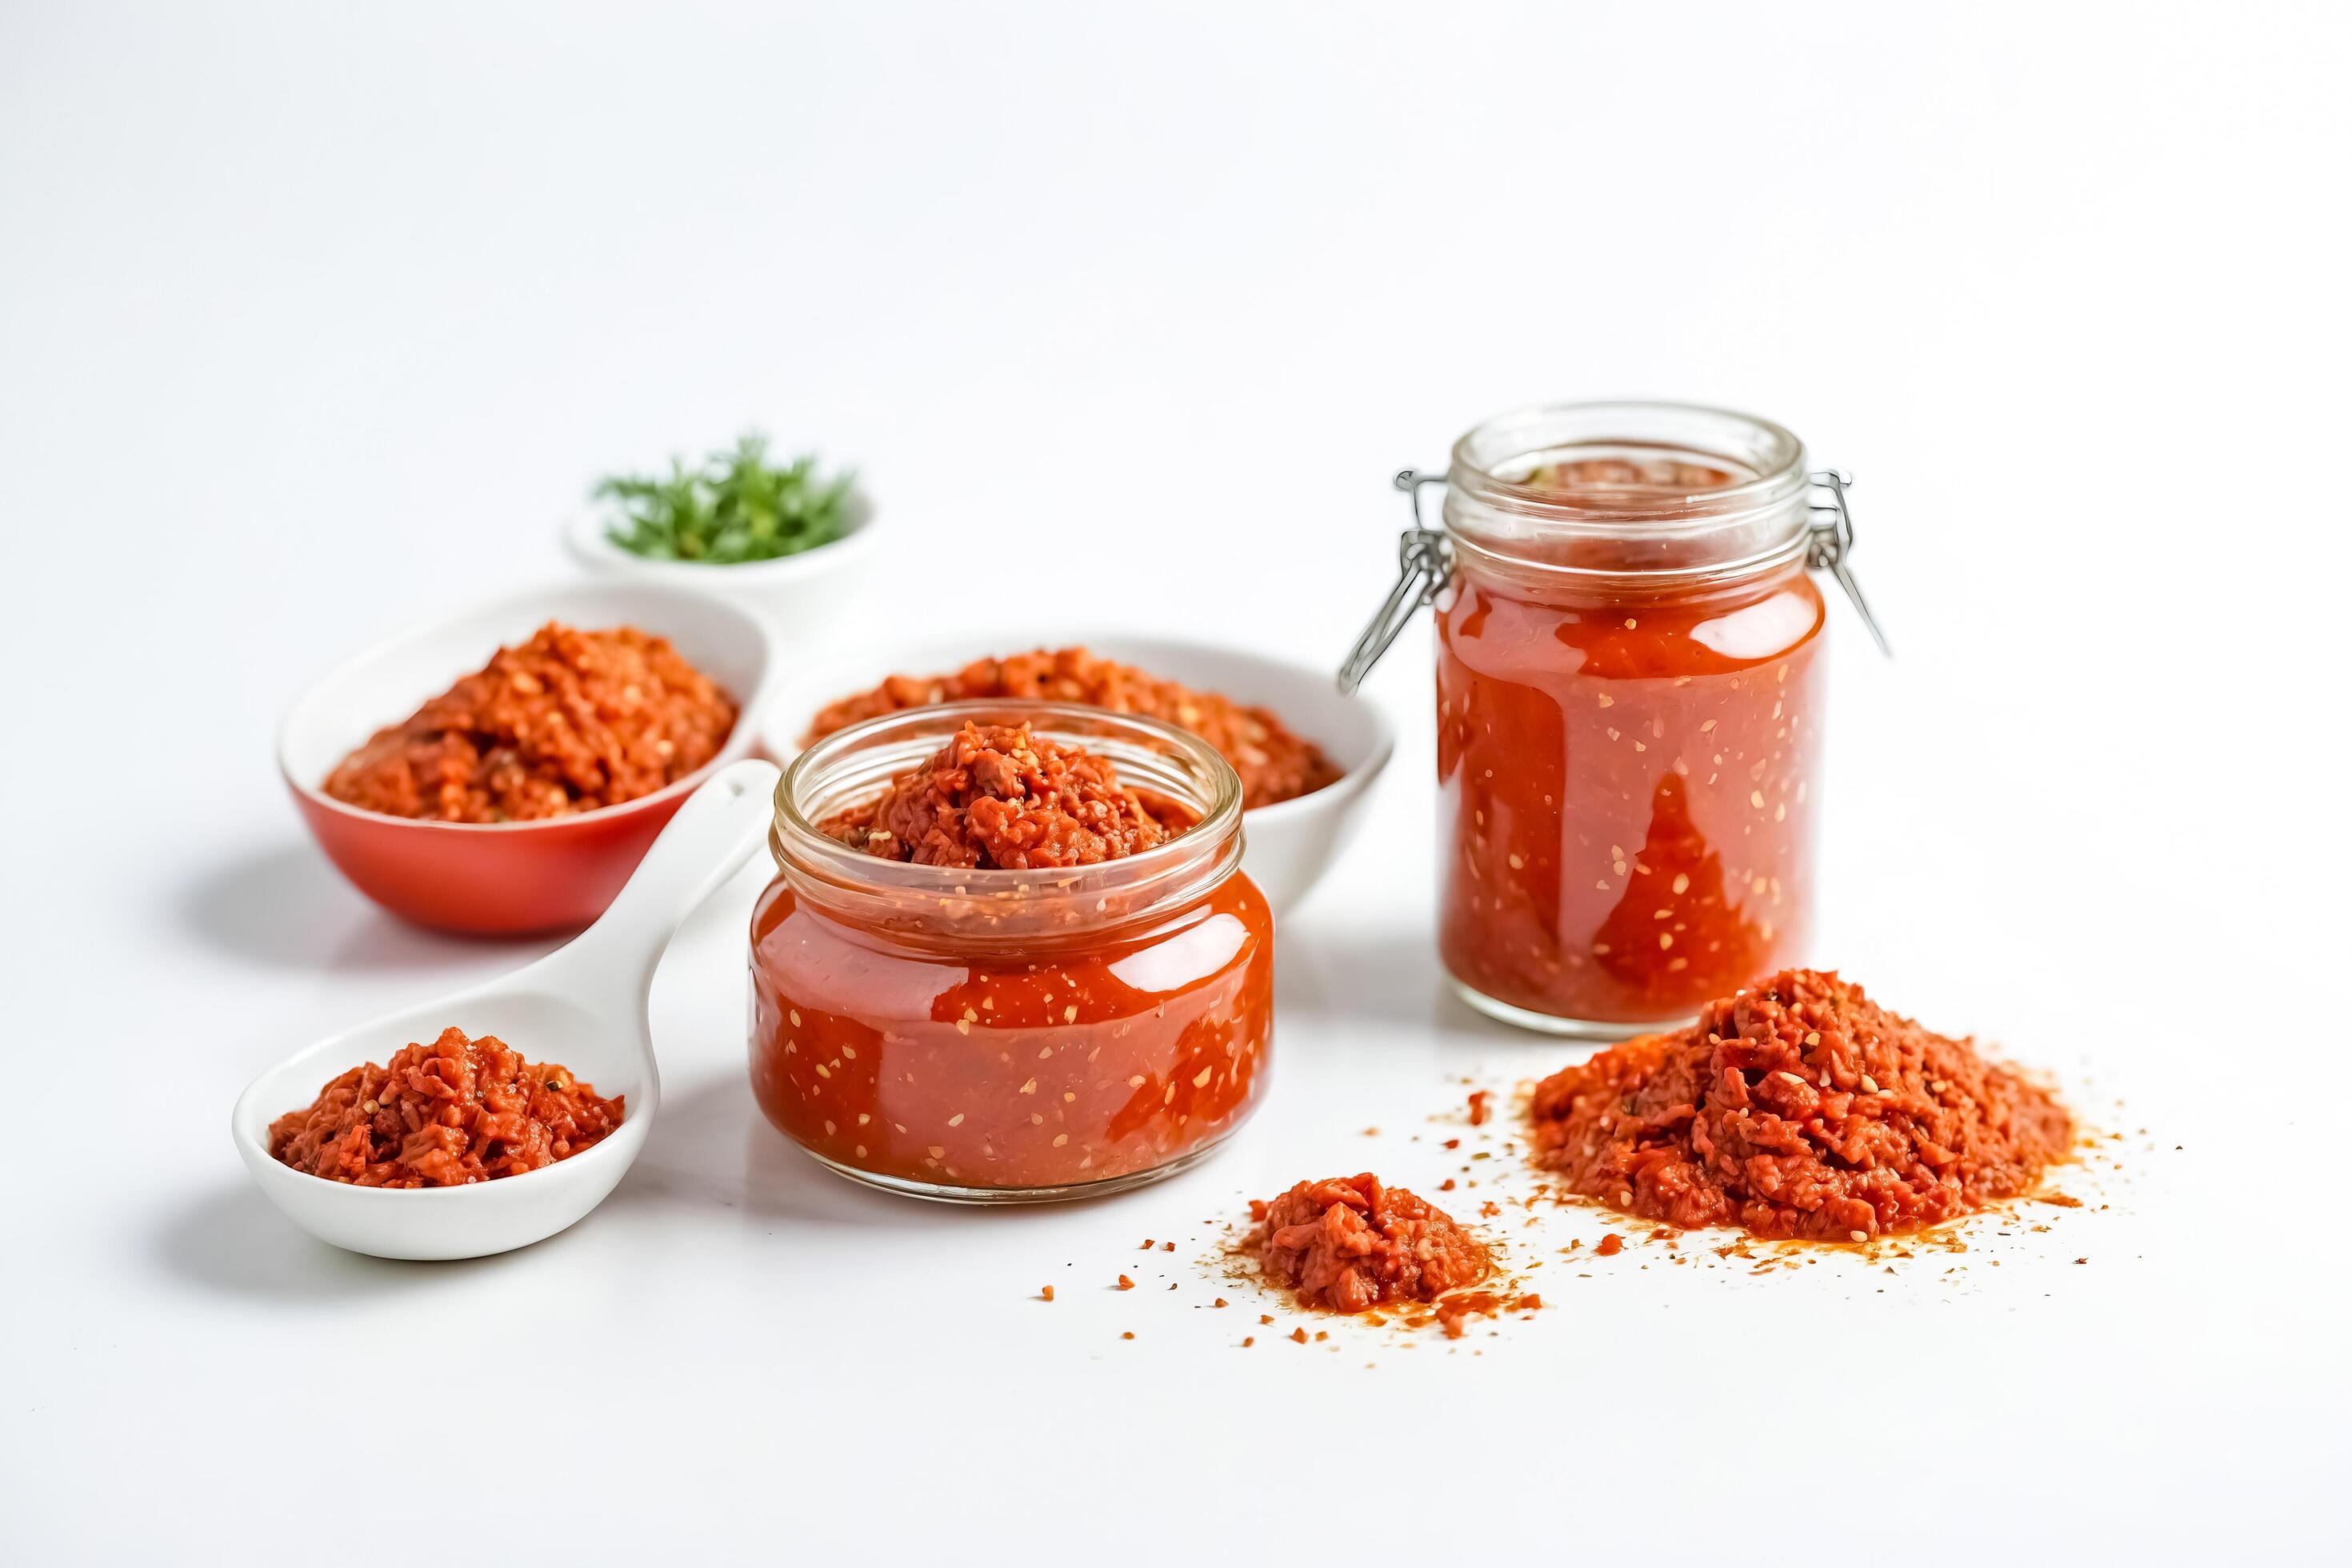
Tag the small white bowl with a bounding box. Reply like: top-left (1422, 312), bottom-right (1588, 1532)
top-left (563, 486), bottom-right (880, 639)
top-left (758, 634), bottom-right (1394, 915)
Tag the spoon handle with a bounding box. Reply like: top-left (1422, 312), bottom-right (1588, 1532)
top-left (546, 759), bottom-right (782, 1013)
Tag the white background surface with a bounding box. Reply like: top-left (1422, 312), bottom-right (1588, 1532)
top-left (5, 3), bottom-right (2349, 1562)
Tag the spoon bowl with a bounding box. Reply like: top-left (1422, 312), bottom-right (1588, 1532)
top-left (231, 759), bottom-right (782, 1260)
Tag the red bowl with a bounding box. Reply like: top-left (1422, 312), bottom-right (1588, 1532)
top-left (278, 582), bottom-right (777, 936)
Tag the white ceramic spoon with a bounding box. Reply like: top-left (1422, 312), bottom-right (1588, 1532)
top-left (230, 758), bottom-right (781, 1261)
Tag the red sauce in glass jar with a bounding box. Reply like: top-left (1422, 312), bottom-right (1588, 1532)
top-left (1438, 536), bottom-right (1825, 1026)
top-left (1350, 404), bottom-right (1877, 1037)
top-left (748, 702), bottom-right (1273, 1200)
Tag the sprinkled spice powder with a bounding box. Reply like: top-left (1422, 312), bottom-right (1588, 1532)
top-left (1528, 969), bottom-right (2074, 1239)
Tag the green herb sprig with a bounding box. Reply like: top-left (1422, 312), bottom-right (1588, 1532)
top-left (597, 434), bottom-right (855, 565)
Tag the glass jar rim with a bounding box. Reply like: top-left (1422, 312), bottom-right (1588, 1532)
top-left (1444, 400), bottom-right (1816, 588)
top-left (1449, 399), bottom-right (1809, 525)
top-left (770, 700), bottom-right (1246, 936)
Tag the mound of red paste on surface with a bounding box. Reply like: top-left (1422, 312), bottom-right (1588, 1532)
top-left (1528, 968), bottom-right (2073, 1240)
top-left (1250, 1173), bottom-right (1495, 1319)
top-left (824, 722), bottom-right (1178, 869)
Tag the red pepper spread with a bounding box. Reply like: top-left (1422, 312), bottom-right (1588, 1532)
top-left (270, 1026), bottom-right (623, 1187)
top-left (806, 646), bottom-right (1341, 810)
top-left (824, 722), bottom-right (1178, 869)
top-left (1528, 969), bottom-right (2073, 1240)
top-left (324, 622), bottom-right (736, 823)
top-left (1250, 1174), bottom-right (1495, 1323)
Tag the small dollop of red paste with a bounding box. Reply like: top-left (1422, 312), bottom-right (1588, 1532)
top-left (270, 1026), bottom-right (623, 1187)
top-left (824, 722), bottom-right (1180, 869)
top-left (1250, 1173), bottom-right (1495, 1318)
top-left (1529, 968), bottom-right (2074, 1240)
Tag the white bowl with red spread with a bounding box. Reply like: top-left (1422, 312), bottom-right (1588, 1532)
top-left (757, 634), bottom-right (1394, 915)
top-left (562, 486), bottom-right (881, 640)
top-left (232, 761), bottom-right (784, 1259)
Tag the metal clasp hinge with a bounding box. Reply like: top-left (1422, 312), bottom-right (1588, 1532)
top-left (1338, 470), bottom-right (1453, 694)
top-left (1808, 469), bottom-right (1891, 657)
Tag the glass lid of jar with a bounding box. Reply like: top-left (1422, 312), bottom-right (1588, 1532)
top-left (1339, 399), bottom-right (1888, 692)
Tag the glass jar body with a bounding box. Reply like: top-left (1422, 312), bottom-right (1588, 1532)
top-left (1435, 545), bottom-right (1826, 1036)
top-left (749, 870), bottom-right (1274, 1200)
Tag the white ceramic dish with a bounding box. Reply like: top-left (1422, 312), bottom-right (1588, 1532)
top-left (563, 486), bottom-right (880, 638)
top-left (230, 760), bottom-right (781, 1260)
top-left (758, 634), bottom-right (1394, 914)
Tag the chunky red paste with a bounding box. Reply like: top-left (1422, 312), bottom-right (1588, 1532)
top-left (324, 622), bottom-right (736, 823)
top-left (1250, 1174), bottom-right (1495, 1326)
top-left (807, 646), bottom-right (1341, 810)
top-left (269, 1026), bottom-right (624, 1186)
top-left (1528, 969), bottom-right (2073, 1239)
top-left (824, 722), bottom-right (1177, 869)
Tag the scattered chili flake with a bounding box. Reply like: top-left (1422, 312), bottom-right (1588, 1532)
top-left (1242, 1336), bottom-right (1256, 1347)
top-left (1121, 1331), bottom-right (1134, 1340)
top-left (1040, 1285), bottom-right (1055, 1302)
top-left (1467, 1090), bottom-right (1493, 1126)
top-left (1529, 969), bottom-right (2074, 1240)
top-left (1212, 1298), bottom-right (1229, 1308)
top-left (1248, 1173), bottom-right (1494, 1314)
top-left (1161, 1241), bottom-right (1174, 1252)
top-left (1442, 1138), bottom-right (1461, 1150)
top-left (1436, 1294), bottom-right (1486, 1338)
top-left (1290, 1327), bottom-right (1309, 1344)
top-left (1438, 1178), bottom-right (1456, 1191)
top-left (1596, 1233), bottom-right (1625, 1257)
top-left (1259, 1314), bottom-right (1275, 1326)
top-left (1115, 1274), bottom-right (1135, 1290)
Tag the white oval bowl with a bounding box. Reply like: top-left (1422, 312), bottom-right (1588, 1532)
top-left (758, 634), bottom-right (1393, 916)
top-left (232, 759), bottom-right (784, 1259)
top-left (231, 987), bottom-right (654, 1260)
top-left (563, 486), bottom-right (880, 639)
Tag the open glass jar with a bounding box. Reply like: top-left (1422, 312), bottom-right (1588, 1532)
top-left (1344, 401), bottom-right (1884, 1038)
top-left (749, 702), bottom-right (1274, 1202)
